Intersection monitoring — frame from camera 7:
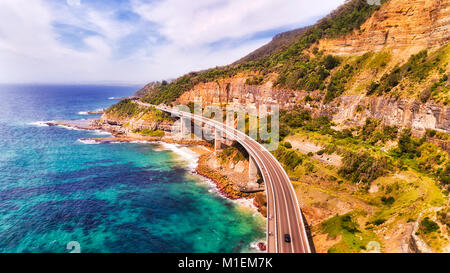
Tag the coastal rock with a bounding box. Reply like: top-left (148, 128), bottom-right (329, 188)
top-left (196, 153), bottom-right (268, 217)
top-left (257, 242), bottom-right (267, 251)
top-left (98, 112), bottom-right (174, 136)
top-left (234, 161), bottom-right (246, 173)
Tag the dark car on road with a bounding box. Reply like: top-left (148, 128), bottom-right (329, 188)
top-left (284, 234), bottom-right (291, 243)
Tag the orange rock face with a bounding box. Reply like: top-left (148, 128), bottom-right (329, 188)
top-left (175, 77), bottom-right (305, 109)
top-left (318, 0), bottom-right (450, 57)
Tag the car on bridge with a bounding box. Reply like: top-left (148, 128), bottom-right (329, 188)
top-left (284, 234), bottom-right (291, 243)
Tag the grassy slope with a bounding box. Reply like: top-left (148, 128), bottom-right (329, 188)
top-left (277, 114), bottom-right (448, 252)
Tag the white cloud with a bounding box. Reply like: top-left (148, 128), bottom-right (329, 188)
top-left (132, 0), bottom-right (344, 46)
top-left (67, 0), bottom-right (81, 7)
top-left (0, 0), bottom-right (345, 84)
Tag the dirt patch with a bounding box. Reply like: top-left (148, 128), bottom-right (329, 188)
top-left (286, 136), bottom-right (342, 167)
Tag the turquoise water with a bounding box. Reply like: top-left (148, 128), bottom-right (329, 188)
top-left (0, 84), bottom-right (265, 253)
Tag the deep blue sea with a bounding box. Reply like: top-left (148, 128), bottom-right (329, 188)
top-left (0, 84), bottom-right (265, 253)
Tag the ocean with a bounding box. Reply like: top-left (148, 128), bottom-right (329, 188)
top-left (0, 84), bottom-right (265, 253)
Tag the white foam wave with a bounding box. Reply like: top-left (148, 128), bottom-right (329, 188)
top-left (78, 109), bottom-right (104, 115)
top-left (28, 121), bottom-right (51, 127)
top-left (130, 140), bottom-right (151, 144)
top-left (92, 130), bottom-right (112, 136)
top-left (78, 139), bottom-right (100, 145)
top-left (248, 241), bottom-right (266, 253)
top-left (199, 173), bottom-right (262, 214)
top-left (158, 142), bottom-right (200, 171)
top-left (58, 125), bottom-right (82, 131)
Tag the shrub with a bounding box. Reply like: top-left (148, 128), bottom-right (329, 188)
top-left (382, 125), bottom-right (398, 140)
top-left (246, 76), bottom-right (264, 85)
top-left (322, 213), bottom-right (360, 236)
top-left (438, 162), bottom-right (450, 185)
top-left (280, 108), bottom-right (312, 128)
top-left (366, 81), bottom-right (380, 95)
top-left (324, 64), bottom-right (354, 103)
top-left (106, 99), bottom-right (141, 118)
top-left (304, 116), bottom-right (333, 133)
top-left (420, 217), bottom-right (439, 234)
top-left (339, 151), bottom-right (390, 183)
top-left (218, 147), bottom-right (246, 164)
top-left (437, 209), bottom-right (450, 228)
top-left (282, 142), bottom-right (293, 149)
top-left (133, 129), bottom-right (165, 137)
top-left (279, 124), bottom-right (291, 139)
top-left (371, 219), bottom-right (386, 226)
top-left (397, 129), bottom-right (423, 158)
top-left (419, 87), bottom-right (432, 103)
top-left (274, 146), bottom-right (304, 172)
top-left (323, 55), bottom-right (341, 70)
top-left (341, 214), bottom-right (359, 233)
top-left (425, 129), bottom-right (437, 138)
top-left (381, 196), bottom-right (395, 205)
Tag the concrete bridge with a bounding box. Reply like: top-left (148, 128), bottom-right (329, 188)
top-left (138, 101), bottom-right (312, 253)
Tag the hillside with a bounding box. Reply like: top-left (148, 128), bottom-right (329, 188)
top-left (119, 0), bottom-right (450, 253)
top-left (233, 26), bottom-right (309, 64)
top-left (137, 0), bottom-right (383, 104)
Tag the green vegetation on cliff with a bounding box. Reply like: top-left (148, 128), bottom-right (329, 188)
top-left (132, 129), bottom-right (165, 137)
top-left (105, 99), bottom-right (173, 122)
top-left (367, 46), bottom-right (450, 102)
top-left (320, 213), bottom-right (377, 253)
top-left (106, 99), bottom-right (141, 118)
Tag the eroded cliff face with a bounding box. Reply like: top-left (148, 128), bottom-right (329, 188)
top-left (325, 95), bottom-right (450, 134)
top-left (175, 76), bottom-right (304, 109)
top-left (318, 0), bottom-right (450, 58)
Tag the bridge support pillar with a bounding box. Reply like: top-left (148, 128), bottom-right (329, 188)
top-left (214, 129), bottom-right (222, 152)
top-left (249, 155), bottom-right (258, 183)
top-left (180, 117), bottom-right (187, 137)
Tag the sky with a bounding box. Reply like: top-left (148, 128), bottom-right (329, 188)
top-left (0, 0), bottom-right (345, 84)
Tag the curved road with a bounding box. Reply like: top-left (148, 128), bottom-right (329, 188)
top-left (138, 102), bottom-right (312, 253)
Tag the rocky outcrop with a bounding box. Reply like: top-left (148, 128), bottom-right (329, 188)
top-left (98, 112), bottom-right (174, 136)
top-left (318, 0), bottom-right (450, 57)
top-left (325, 95), bottom-right (450, 135)
top-left (175, 76), bottom-right (305, 109)
top-left (196, 153), bottom-right (267, 216)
